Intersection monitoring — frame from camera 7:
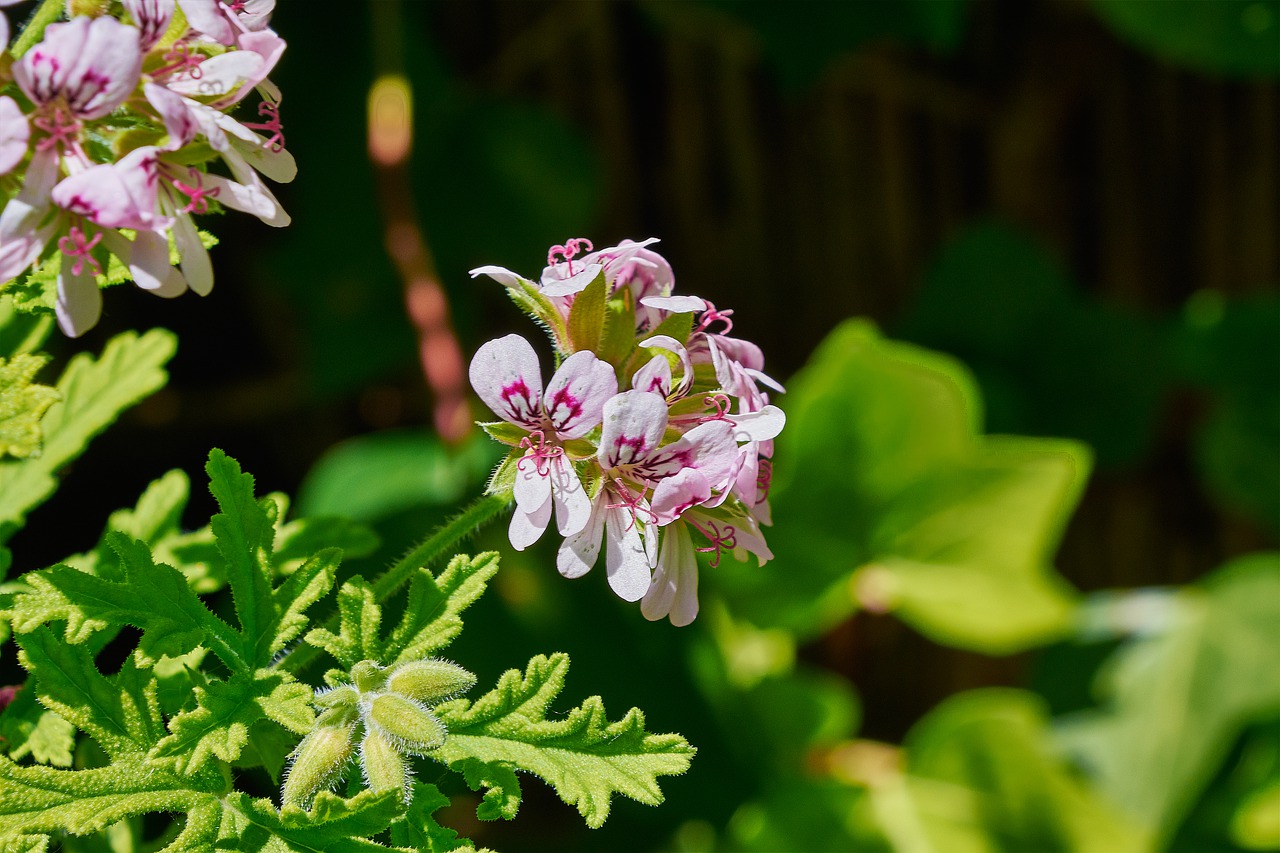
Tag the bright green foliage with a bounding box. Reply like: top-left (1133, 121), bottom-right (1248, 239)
top-left (0, 355), bottom-right (58, 460)
top-left (718, 318), bottom-right (1089, 654)
top-left (433, 653), bottom-right (696, 829)
top-left (390, 784), bottom-right (476, 852)
top-left (0, 330), bottom-right (177, 572)
top-left (305, 553), bottom-right (499, 669)
top-left (1057, 553), bottom-right (1280, 845)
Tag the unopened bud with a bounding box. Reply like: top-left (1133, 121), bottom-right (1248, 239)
top-left (281, 723), bottom-right (356, 808)
top-left (369, 693), bottom-right (447, 754)
top-left (66, 0), bottom-right (110, 17)
top-left (351, 660), bottom-right (387, 693)
top-left (387, 659), bottom-right (476, 704)
top-left (360, 728), bottom-right (408, 798)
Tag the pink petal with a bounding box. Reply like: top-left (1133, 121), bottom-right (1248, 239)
top-left (558, 495), bottom-right (605, 579)
top-left (469, 334), bottom-right (545, 429)
top-left (639, 335), bottom-right (693, 397)
top-left (52, 146), bottom-right (166, 231)
top-left (145, 83), bottom-right (199, 149)
top-left (544, 351), bottom-right (617, 439)
top-left (598, 389), bottom-right (668, 470)
top-left (178, 0), bottom-right (236, 44)
top-left (631, 356), bottom-right (671, 398)
top-left (604, 507), bottom-right (652, 602)
top-left (15, 17), bottom-right (142, 119)
top-left (0, 97), bottom-right (29, 176)
top-left (508, 493), bottom-right (552, 552)
top-left (636, 420), bottom-right (736, 485)
top-left (651, 468), bottom-right (712, 526)
top-left (0, 149), bottom-right (59, 282)
top-left (167, 51), bottom-right (262, 100)
top-left (55, 254), bottom-right (102, 338)
top-left (212, 29), bottom-right (285, 108)
top-left (549, 454), bottom-right (591, 537)
top-left (122, 0), bottom-right (175, 49)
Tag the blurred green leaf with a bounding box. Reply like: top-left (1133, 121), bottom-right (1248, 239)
top-left (1057, 553), bottom-right (1280, 845)
top-left (898, 221), bottom-right (1169, 467)
top-left (296, 430), bottom-right (499, 521)
top-left (1233, 779), bottom-right (1280, 850)
top-left (1090, 0), bottom-right (1280, 78)
top-left (718, 319), bottom-right (1089, 654)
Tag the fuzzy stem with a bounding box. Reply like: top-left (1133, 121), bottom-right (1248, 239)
top-left (278, 491), bottom-right (511, 675)
top-left (11, 0), bottom-right (64, 59)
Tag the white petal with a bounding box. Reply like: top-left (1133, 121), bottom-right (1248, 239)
top-left (550, 455), bottom-right (591, 538)
top-left (730, 405), bottom-right (786, 443)
top-left (639, 295), bottom-right (706, 313)
top-left (557, 496), bottom-right (605, 579)
top-left (540, 262), bottom-right (603, 297)
top-left (0, 97), bottom-right (29, 176)
top-left (56, 254), bottom-right (102, 338)
top-left (508, 495), bottom-right (551, 552)
top-left (604, 508), bottom-right (652, 602)
top-left (468, 265), bottom-right (529, 289)
top-left (544, 350), bottom-right (617, 439)
top-left (512, 453), bottom-right (552, 515)
top-left (173, 213), bottom-right (214, 296)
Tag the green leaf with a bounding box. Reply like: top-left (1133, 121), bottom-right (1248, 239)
top-left (218, 790), bottom-right (405, 853)
top-left (0, 297), bottom-right (53, 358)
top-left (390, 783), bottom-right (475, 851)
top-left (719, 319), bottom-right (1088, 653)
top-left (306, 553), bottom-right (499, 669)
top-left (1090, 0), bottom-right (1280, 78)
top-left (0, 355), bottom-right (59, 459)
top-left (434, 653), bottom-right (695, 829)
top-left (455, 758), bottom-right (521, 821)
top-left (1057, 553), bottom-right (1280, 844)
top-left (566, 270), bottom-right (608, 354)
top-left (0, 685), bottom-right (76, 768)
top-left (599, 292), bottom-right (637, 368)
top-left (0, 330), bottom-right (176, 548)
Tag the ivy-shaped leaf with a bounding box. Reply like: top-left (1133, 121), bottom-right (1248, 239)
top-left (0, 355), bottom-right (58, 460)
top-left (434, 653), bottom-right (696, 829)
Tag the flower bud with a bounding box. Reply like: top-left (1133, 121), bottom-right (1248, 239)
top-left (350, 660), bottom-right (387, 693)
top-left (281, 723), bottom-right (356, 808)
top-left (387, 659), bottom-right (476, 704)
top-left (360, 728), bottom-right (408, 798)
top-left (368, 693), bottom-right (448, 754)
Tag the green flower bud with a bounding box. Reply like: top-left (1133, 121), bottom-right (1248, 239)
top-left (351, 660), bottom-right (387, 693)
top-left (314, 685), bottom-right (358, 712)
top-left (387, 659), bottom-right (476, 704)
top-left (360, 728), bottom-right (408, 798)
top-left (369, 693), bottom-right (448, 754)
top-left (281, 723), bottom-right (356, 808)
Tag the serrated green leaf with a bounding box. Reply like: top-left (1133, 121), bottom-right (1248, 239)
top-left (304, 579), bottom-right (382, 670)
top-left (0, 296), bottom-right (53, 359)
top-left (434, 653), bottom-right (695, 829)
top-left (566, 271), bottom-right (607, 354)
top-left (0, 684), bottom-right (75, 768)
top-left (0, 330), bottom-right (176, 548)
top-left (455, 758), bottom-right (521, 821)
top-left (390, 783), bottom-right (475, 851)
top-left (0, 355), bottom-right (58, 459)
top-left (219, 790), bottom-right (405, 853)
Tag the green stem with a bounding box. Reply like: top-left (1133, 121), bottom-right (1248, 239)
top-left (279, 491), bottom-right (511, 675)
top-left (11, 0), bottom-right (64, 59)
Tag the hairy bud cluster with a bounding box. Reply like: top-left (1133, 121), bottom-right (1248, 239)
top-left (0, 0), bottom-right (293, 336)
top-left (470, 238), bottom-right (784, 627)
top-left (281, 658), bottom-right (476, 809)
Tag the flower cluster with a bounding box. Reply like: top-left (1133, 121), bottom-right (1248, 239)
top-left (282, 658), bottom-right (476, 808)
top-left (470, 238), bottom-right (784, 626)
top-left (0, 0), bottom-right (292, 336)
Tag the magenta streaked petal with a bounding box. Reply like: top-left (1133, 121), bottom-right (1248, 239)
top-left (651, 468), bottom-right (712, 526)
top-left (52, 146), bottom-right (166, 230)
top-left (15, 17), bottom-right (142, 119)
top-left (639, 335), bottom-right (693, 397)
top-left (55, 253), bottom-right (102, 338)
top-left (122, 0), bottom-right (175, 49)
top-left (631, 356), bottom-right (671, 398)
top-left (145, 83), bottom-right (199, 149)
top-left (469, 334), bottom-right (545, 429)
top-left (598, 389), bottom-right (668, 470)
top-left (0, 98), bottom-right (29, 176)
top-left (604, 507), bottom-right (652, 602)
top-left (544, 350), bottom-right (617, 439)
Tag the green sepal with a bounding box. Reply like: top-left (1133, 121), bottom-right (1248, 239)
top-left (566, 271), bottom-right (608, 354)
top-left (561, 438), bottom-right (597, 460)
top-left (599, 291), bottom-right (638, 369)
top-left (505, 280), bottom-right (569, 350)
top-left (649, 310), bottom-right (695, 346)
top-left (479, 421), bottom-right (527, 447)
top-left (485, 448), bottom-right (521, 497)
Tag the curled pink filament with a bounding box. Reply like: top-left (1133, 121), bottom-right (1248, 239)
top-left (155, 42), bottom-right (205, 79)
top-left (517, 430), bottom-right (563, 477)
top-left (58, 226), bottom-right (104, 277)
top-left (606, 478), bottom-right (658, 530)
top-left (691, 520), bottom-right (737, 568)
top-left (756, 459), bottom-right (773, 502)
top-left (699, 393), bottom-right (733, 424)
top-left (242, 100), bottom-right (286, 153)
top-left (173, 168), bottom-right (221, 214)
top-left (547, 237), bottom-right (594, 276)
top-left (695, 301), bottom-right (735, 335)
top-left (33, 108), bottom-right (80, 152)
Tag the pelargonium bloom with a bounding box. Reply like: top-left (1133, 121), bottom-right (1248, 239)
top-left (470, 238), bottom-right (785, 626)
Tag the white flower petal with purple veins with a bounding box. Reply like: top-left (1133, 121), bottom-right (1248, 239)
top-left (15, 17), bottom-right (142, 119)
top-left (639, 335), bottom-right (693, 397)
top-left (508, 492), bottom-right (552, 552)
top-left (52, 146), bottom-right (167, 230)
top-left (651, 468), bottom-right (713, 526)
top-left (598, 389), bottom-right (669, 470)
top-left (145, 83), bottom-right (200, 149)
top-left (543, 351), bottom-right (617, 439)
top-left (548, 454), bottom-right (591, 537)
top-left (468, 265), bottom-right (531, 289)
top-left (236, 0), bottom-right (277, 31)
top-left (728, 405), bottom-right (786, 443)
top-left (177, 0), bottom-right (236, 44)
top-left (557, 495), bottom-right (606, 579)
top-left (637, 420), bottom-right (737, 486)
top-left (539, 262), bottom-right (603, 298)
top-left (55, 253), bottom-right (103, 338)
top-left (604, 506), bottom-right (652, 602)
top-left (0, 97), bottom-right (29, 176)
top-left (172, 212), bottom-right (214, 295)
top-left (123, 0), bottom-right (175, 50)
top-left (641, 522), bottom-right (699, 626)
top-left (0, 149), bottom-right (60, 283)
top-left (632, 356), bottom-right (671, 398)
top-left (469, 334), bottom-right (545, 429)
top-left (639, 295), bottom-right (706, 313)
top-left (512, 452), bottom-right (552, 516)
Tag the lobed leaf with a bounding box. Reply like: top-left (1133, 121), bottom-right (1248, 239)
top-left (0, 355), bottom-right (58, 460)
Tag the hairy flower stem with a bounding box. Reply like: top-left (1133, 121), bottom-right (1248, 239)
top-left (11, 0), bottom-right (64, 58)
top-left (277, 491), bottom-right (511, 675)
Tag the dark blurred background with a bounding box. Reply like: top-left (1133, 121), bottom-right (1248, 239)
top-left (10, 1), bottom-right (1278, 849)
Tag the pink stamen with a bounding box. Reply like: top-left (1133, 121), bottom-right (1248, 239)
top-left (690, 520), bottom-right (737, 568)
top-left (699, 393), bottom-right (733, 424)
top-left (172, 168), bottom-right (221, 214)
top-left (58, 226), bottom-right (104, 277)
top-left (547, 237), bottom-right (594, 276)
top-left (606, 478), bottom-right (658, 529)
top-left (228, 0), bottom-right (248, 11)
top-left (517, 430), bottom-right (563, 477)
top-left (696, 301), bottom-right (735, 335)
top-left (242, 100), bottom-right (286, 153)
top-left (756, 459), bottom-right (773, 502)
top-left (154, 42), bottom-right (205, 80)
top-left (33, 107), bottom-right (80, 152)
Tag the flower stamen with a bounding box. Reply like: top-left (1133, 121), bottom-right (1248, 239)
top-left (547, 237), bottom-right (594, 276)
top-left (172, 168), bottom-right (222, 214)
top-left (33, 107), bottom-right (80, 152)
top-left (242, 100), bottom-right (286, 152)
top-left (58, 225), bottom-right (104, 277)
top-left (689, 520), bottom-right (737, 568)
top-left (695, 301), bottom-right (735, 335)
top-left (517, 429), bottom-right (564, 477)
top-left (606, 478), bottom-right (658, 529)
